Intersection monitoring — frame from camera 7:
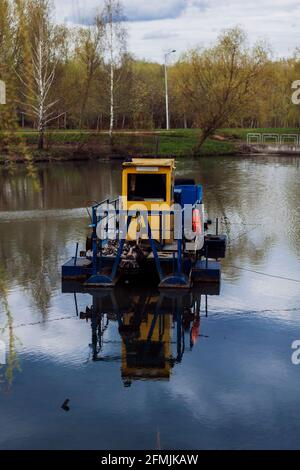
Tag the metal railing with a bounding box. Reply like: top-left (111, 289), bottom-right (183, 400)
top-left (88, 198), bottom-right (202, 283)
top-left (247, 133), bottom-right (299, 145)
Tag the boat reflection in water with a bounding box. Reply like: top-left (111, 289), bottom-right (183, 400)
top-left (63, 283), bottom-right (220, 386)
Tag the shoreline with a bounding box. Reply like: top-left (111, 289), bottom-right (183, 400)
top-left (2, 151), bottom-right (300, 165)
top-left (2, 129), bottom-right (300, 164)
top-left (2, 149), bottom-right (300, 165)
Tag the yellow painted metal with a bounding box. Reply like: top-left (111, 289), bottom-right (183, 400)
top-left (121, 310), bottom-right (172, 380)
top-left (123, 158), bottom-right (176, 168)
top-left (122, 159), bottom-right (175, 242)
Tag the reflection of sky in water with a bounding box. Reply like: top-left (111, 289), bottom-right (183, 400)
top-left (0, 156), bottom-right (300, 450)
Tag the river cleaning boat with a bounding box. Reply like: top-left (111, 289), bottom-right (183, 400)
top-left (62, 158), bottom-right (227, 289)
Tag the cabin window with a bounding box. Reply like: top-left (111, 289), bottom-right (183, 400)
top-left (127, 174), bottom-right (167, 201)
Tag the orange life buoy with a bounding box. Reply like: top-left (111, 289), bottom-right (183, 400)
top-left (192, 208), bottom-right (202, 234)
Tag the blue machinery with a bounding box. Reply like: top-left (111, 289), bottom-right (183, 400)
top-left (62, 162), bottom-right (227, 289)
top-left (88, 203), bottom-right (197, 288)
top-left (62, 202), bottom-right (226, 289)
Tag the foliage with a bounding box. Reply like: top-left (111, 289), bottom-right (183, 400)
top-left (0, 2), bottom-right (300, 154)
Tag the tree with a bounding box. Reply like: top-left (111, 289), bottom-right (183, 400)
top-left (130, 60), bottom-right (165, 129)
top-left (0, 0), bottom-right (15, 121)
top-left (75, 16), bottom-right (104, 128)
top-left (3, 2), bottom-right (300, 136)
top-left (0, 0), bottom-right (22, 152)
top-left (177, 27), bottom-right (269, 150)
top-left (102, 0), bottom-right (127, 138)
top-left (17, 0), bottom-right (64, 149)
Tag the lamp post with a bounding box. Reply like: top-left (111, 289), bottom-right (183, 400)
top-left (164, 50), bottom-right (176, 130)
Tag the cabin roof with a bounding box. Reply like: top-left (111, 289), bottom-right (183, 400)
top-left (123, 158), bottom-right (175, 169)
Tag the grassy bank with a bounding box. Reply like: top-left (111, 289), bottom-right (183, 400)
top-left (1, 128), bottom-right (299, 163)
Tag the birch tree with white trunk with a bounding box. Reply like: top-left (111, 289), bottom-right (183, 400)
top-left (17, 26), bottom-right (64, 150)
top-left (102, 0), bottom-right (127, 139)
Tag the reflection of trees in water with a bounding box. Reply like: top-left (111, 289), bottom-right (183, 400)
top-left (0, 161), bottom-right (121, 211)
top-left (0, 268), bottom-right (20, 389)
top-left (223, 232), bottom-right (276, 282)
top-left (0, 218), bottom-right (86, 316)
top-left (0, 88), bottom-right (40, 192)
top-left (176, 156), bottom-right (300, 279)
top-left (284, 165), bottom-right (300, 256)
top-left (0, 161), bottom-right (121, 315)
top-left (178, 157), bottom-right (260, 244)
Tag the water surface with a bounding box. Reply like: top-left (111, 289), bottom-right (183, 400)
top-left (0, 156), bottom-right (300, 450)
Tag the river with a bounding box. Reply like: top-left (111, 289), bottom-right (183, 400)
top-left (0, 156), bottom-right (300, 450)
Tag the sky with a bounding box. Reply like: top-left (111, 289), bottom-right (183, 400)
top-left (54, 0), bottom-right (300, 63)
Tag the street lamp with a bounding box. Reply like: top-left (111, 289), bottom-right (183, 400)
top-left (164, 50), bottom-right (176, 131)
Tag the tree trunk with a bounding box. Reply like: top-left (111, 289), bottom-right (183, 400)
top-left (109, 61), bottom-right (114, 140)
top-left (183, 114), bottom-right (187, 129)
top-left (79, 81), bottom-right (91, 130)
top-left (38, 127), bottom-right (44, 150)
top-left (194, 129), bottom-right (213, 154)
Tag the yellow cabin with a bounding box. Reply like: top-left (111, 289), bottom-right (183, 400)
top-left (122, 158), bottom-right (175, 242)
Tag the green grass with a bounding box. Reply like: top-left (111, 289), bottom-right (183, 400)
top-left (11, 128), bottom-right (237, 156)
top-left (2, 127), bottom-right (299, 160)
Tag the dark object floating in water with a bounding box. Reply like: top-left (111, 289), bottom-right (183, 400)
top-left (61, 399), bottom-right (70, 412)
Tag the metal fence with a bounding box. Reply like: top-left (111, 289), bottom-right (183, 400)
top-left (247, 133), bottom-right (299, 145)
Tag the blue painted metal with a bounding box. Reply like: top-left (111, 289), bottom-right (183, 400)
top-left (157, 210), bottom-right (190, 289)
top-left (147, 220), bottom-right (163, 281)
top-left (177, 209), bottom-right (184, 274)
top-left (177, 238), bottom-right (182, 274)
top-left (92, 206), bottom-right (98, 276)
top-left (74, 293), bottom-right (79, 316)
top-left (159, 273), bottom-right (190, 289)
top-left (174, 188), bottom-right (182, 203)
top-left (175, 184), bottom-right (203, 207)
top-left (175, 302), bottom-right (184, 362)
top-left (191, 260), bottom-right (221, 283)
top-left (85, 215), bottom-right (133, 286)
top-left (74, 243), bottom-right (79, 266)
top-left (159, 211), bottom-right (162, 245)
top-left (111, 215), bottom-right (132, 280)
top-left (62, 257), bottom-right (93, 278)
top-left (85, 273), bottom-right (116, 287)
top-left (85, 202), bottom-right (193, 289)
top-left (146, 310), bottom-right (159, 342)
